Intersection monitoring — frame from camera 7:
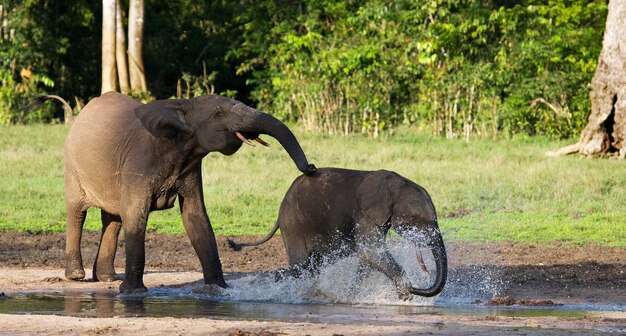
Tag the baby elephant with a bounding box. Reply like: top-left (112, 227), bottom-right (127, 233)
top-left (228, 168), bottom-right (447, 298)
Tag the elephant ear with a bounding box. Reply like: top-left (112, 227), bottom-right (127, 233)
top-left (135, 100), bottom-right (193, 138)
top-left (356, 170), bottom-right (395, 227)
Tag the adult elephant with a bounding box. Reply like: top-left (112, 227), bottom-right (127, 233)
top-left (64, 91), bottom-right (316, 293)
top-left (228, 168), bottom-right (447, 299)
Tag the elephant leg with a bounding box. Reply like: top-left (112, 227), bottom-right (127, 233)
top-left (178, 167), bottom-right (227, 288)
top-left (359, 247), bottom-right (411, 300)
top-left (356, 229), bottom-right (411, 300)
top-left (277, 251), bottom-right (322, 281)
top-left (348, 262), bottom-right (371, 298)
top-left (281, 232), bottom-right (312, 267)
top-left (93, 210), bottom-right (122, 282)
top-left (119, 203), bottom-right (149, 293)
top-left (65, 201), bottom-right (87, 280)
top-left (301, 250), bottom-right (324, 275)
top-left (179, 199), bottom-right (225, 287)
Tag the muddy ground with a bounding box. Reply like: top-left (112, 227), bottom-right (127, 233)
top-left (0, 232), bottom-right (625, 335)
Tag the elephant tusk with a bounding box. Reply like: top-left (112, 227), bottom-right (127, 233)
top-left (254, 137), bottom-right (270, 147)
top-left (415, 248), bottom-right (430, 275)
top-left (235, 132), bottom-right (255, 147)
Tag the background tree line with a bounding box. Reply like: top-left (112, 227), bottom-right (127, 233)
top-left (0, 0), bottom-right (607, 139)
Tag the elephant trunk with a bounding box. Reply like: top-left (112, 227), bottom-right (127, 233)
top-left (239, 107), bottom-right (316, 175)
top-left (408, 229), bottom-right (447, 297)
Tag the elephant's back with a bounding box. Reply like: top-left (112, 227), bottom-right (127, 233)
top-left (281, 167), bottom-right (363, 231)
top-left (69, 92), bottom-right (141, 136)
top-left (66, 92), bottom-right (142, 153)
top-left (292, 167), bottom-right (367, 188)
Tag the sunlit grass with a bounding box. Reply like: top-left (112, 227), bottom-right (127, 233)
top-left (0, 125), bottom-right (624, 246)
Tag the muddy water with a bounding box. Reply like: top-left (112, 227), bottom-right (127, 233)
top-left (2, 287), bottom-right (624, 336)
top-left (0, 289), bottom-right (607, 322)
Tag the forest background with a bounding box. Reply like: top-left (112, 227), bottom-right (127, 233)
top-left (0, 0), bottom-right (608, 139)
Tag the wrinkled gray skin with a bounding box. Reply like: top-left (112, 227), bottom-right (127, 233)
top-left (64, 91), bottom-right (316, 293)
top-left (228, 168), bottom-right (447, 299)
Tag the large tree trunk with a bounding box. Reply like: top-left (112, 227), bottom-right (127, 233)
top-left (128, 0), bottom-right (147, 94)
top-left (551, 0), bottom-right (626, 158)
top-left (115, 2), bottom-right (130, 95)
top-left (101, 0), bottom-right (117, 94)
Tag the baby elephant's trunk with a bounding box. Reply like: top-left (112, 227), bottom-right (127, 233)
top-left (408, 230), bottom-right (447, 297)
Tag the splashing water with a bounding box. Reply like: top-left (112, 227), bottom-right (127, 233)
top-left (193, 233), bottom-right (503, 306)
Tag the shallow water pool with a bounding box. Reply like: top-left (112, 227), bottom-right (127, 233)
top-left (0, 288), bottom-right (620, 324)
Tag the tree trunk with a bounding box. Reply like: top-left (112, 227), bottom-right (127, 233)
top-left (551, 0), bottom-right (626, 158)
top-left (115, 2), bottom-right (130, 95)
top-left (101, 0), bottom-right (117, 94)
top-left (128, 0), bottom-right (147, 94)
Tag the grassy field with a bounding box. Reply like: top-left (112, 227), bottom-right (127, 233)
top-left (0, 125), bottom-right (624, 247)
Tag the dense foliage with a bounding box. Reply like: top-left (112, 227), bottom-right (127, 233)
top-left (0, 0), bottom-right (607, 138)
top-left (0, 0), bottom-right (99, 123)
top-left (234, 0), bottom-right (607, 138)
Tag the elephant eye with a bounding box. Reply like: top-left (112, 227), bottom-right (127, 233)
top-left (215, 108), bottom-right (224, 118)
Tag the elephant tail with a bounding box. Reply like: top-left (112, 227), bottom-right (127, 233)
top-left (227, 221), bottom-right (280, 251)
top-left (25, 95), bottom-right (74, 124)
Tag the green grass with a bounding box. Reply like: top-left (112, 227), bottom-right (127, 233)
top-left (1, 125), bottom-right (624, 247)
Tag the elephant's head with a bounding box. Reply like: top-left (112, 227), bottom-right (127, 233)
top-left (358, 171), bottom-right (447, 297)
top-left (135, 95), bottom-right (317, 175)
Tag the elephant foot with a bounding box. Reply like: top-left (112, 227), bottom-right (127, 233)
top-left (192, 283), bottom-right (227, 296)
top-left (65, 264), bottom-right (85, 281)
top-left (94, 272), bottom-right (118, 282)
top-left (201, 270), bottom-right (229, 288)
top-left (395, 281), bottom-right (414, 301)
top-left (119, 280), bottom-right (147, 294)
top-left (93, 263), bottom-right (118, 282)
top-left (397, 288), bottom-right (412, 301)
top-left (204, 278), bottom-right (228, 289)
